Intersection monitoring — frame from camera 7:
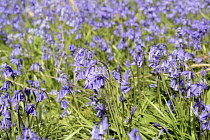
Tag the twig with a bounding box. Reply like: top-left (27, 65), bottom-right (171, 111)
top-left (187, 64), bottom-right (210, 70)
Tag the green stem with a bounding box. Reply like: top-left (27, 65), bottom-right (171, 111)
top-left (17, 110), bottom-right (22, 137)
top-left (136, 66), bottom-right (142, 109)
top-left (157, 76), bottom-right (161, 106)
top-left (36, 117), bottom-right (41, 136)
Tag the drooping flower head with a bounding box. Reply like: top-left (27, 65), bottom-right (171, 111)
top-left (128, 128), bottom-right (143, 140)
top-left (25, 104), bottom-right (37, 116)
top-left (99, 116), bottom-right (109, 135)
top-left (91, 124), bottom-right (102, 140)
top-left (1, 63), bottom-right (16, 79)
top-left (29, 62), bottom-right (45, 72)
top-left (16, 127), bottom-right (40, 140)
top-left (0, 81), bottom-right (12, 91)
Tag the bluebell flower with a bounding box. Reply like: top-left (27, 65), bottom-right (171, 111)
top-left (94, 103), bottom-right (104, 118)
top-left (112, 69), bottom-right (121, 83)
top-left (193, 41), bottom-right (202, 51)
top-left (0, 81), bottom-right (12, 91)
top-left (68, 44), bottom-right (77, 55)
top-left (124, 16), bottom-right (138, 27)
top-left (60, 110), bottom-right (68, 118)
top-left (74, 48), bottom-right (96, 74)
top-left (120, 70), bottom-right (131, 93)
top-left (24, 88), bottom-right (32, 96)
top-left (125, 28), bottom-right (135, 40)
top-left (119, 94), bottom-right (125, 102)
top-left (3, 109), bottom-right (11, 119)
top-left (0, 93), bottom-right (10, 111)
top-left (11, 44), bottom-right (22, 56)
top-left (42, 54), bottom-right (50, 60)
top-left (170, 78), bottom-right (178, 91)
top-left (84, 74), bottom-right (107, 90)
top-left (11, 99), bottom-right (19, 111)
top-left (61, 99), bottom-right (69, 109)
top-left (10, 58), bottom-right (22, 68)
top-left (90, 41), bottom-right (96, 48)
top-left (113, 24), bottom-right (123, 37)
top-left (130, 106), bottom-right (137, 116)
top-left (35, 90), bottom-right (47, 103)
top-left (200, 79), bottom-right (208, 90)
top-left (148, 44), bottom-right (168, 73)
top-left (199, 112), bottom-right (210, 123)
top-left (27, 80), bottom-right (40, 88)
top-left (145, 35), bottom-right (154, 42)
top-left (55, 71), bottom-right (69, 85)
top-left (49, 90), bottom-right (57, 95)
top-left (135, 44), bottom-right (144, 53)
top-left (187, 83), bottom-right (205, 98)
top-left (201, 121), bottom-right (210, 131)
top-left (123, 70), bottom-right (131, 82)
top-left (117, 38), bottom-right (128, 50)
top-left (99, 116), bottom-right (109, 135)
top-left (181, 70), bottom-right (194, 80)
top-left (25, 104), bottom-right (37, 116)
top-left (169, 69), bottom-right (179, 79)
top-left (121, 82), bottom-right (131, 94)
top-left (192, 98), bottom-right (208, 116)
top-left (200, 70), bottom-right (207, 77)
top-left (17, 127), bottom-right (40, 140)
top-left (76, 33), bottom-right (82, 40)
top-left (57, 85), bottom-right (73, 102)
top-left (149, 84), bottom-right (157, 88)
top-left (91, 125), bottom-right (102, 140)
top-left (12, 90), bottom-right (25, 102)
top-left (75, 69), bottom-right (86, 81)
top-left (125, 59), bottom-right (131, 68)
top-left (2, 63), bottom-right (15, 79)
top-left (93, 36), bottom-right (102, 42)
top-left (132, 51), bottom-right (144, 68)
top-left (97, 39), bottom-right (110, 52)
top-left (167, 100), bottom-right (175, 113)
top-left (1, 112), bottom-right (12, 130)
top-left (128, 128), bottom-right (143, 140)
top-left (30, 62), bottom-right (45, 72)
top-left (87, 96), bottom-right (99, 106)
top-left (193, 57), bottom-right (202, 64)
top-left (108, 53), bottom-right (114, 61)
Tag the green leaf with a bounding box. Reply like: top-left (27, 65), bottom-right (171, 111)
top-left (64, 127), bottom-right (83, 140)
top-left (200, 11), bottom-right (210, 20)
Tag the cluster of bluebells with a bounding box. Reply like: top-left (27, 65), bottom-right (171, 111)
top-left (16, 126), bottom-right (41, 140)
top-left (74, 48), bottom-right (109, 93)
top-left (73, 48), bottom-right (110, 138)
top-left (0, 63), bottom-right (48, 139)
top-left (112, 65), bottom-right (131, 94)
top-left (55, 70), bottom-right (73, 117)
top-left (192, 99), bottom-right (210, 131)
top-left (148, 44), bottom-right (168, 74)
top-left (90, 116), bottom-right (109, 139)
top-left (130, 43), bottom-right (145, 68)
top-left (147, 27), bottom-right (210, 134)
top-left (90, 36), bottom-right (114, 61)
